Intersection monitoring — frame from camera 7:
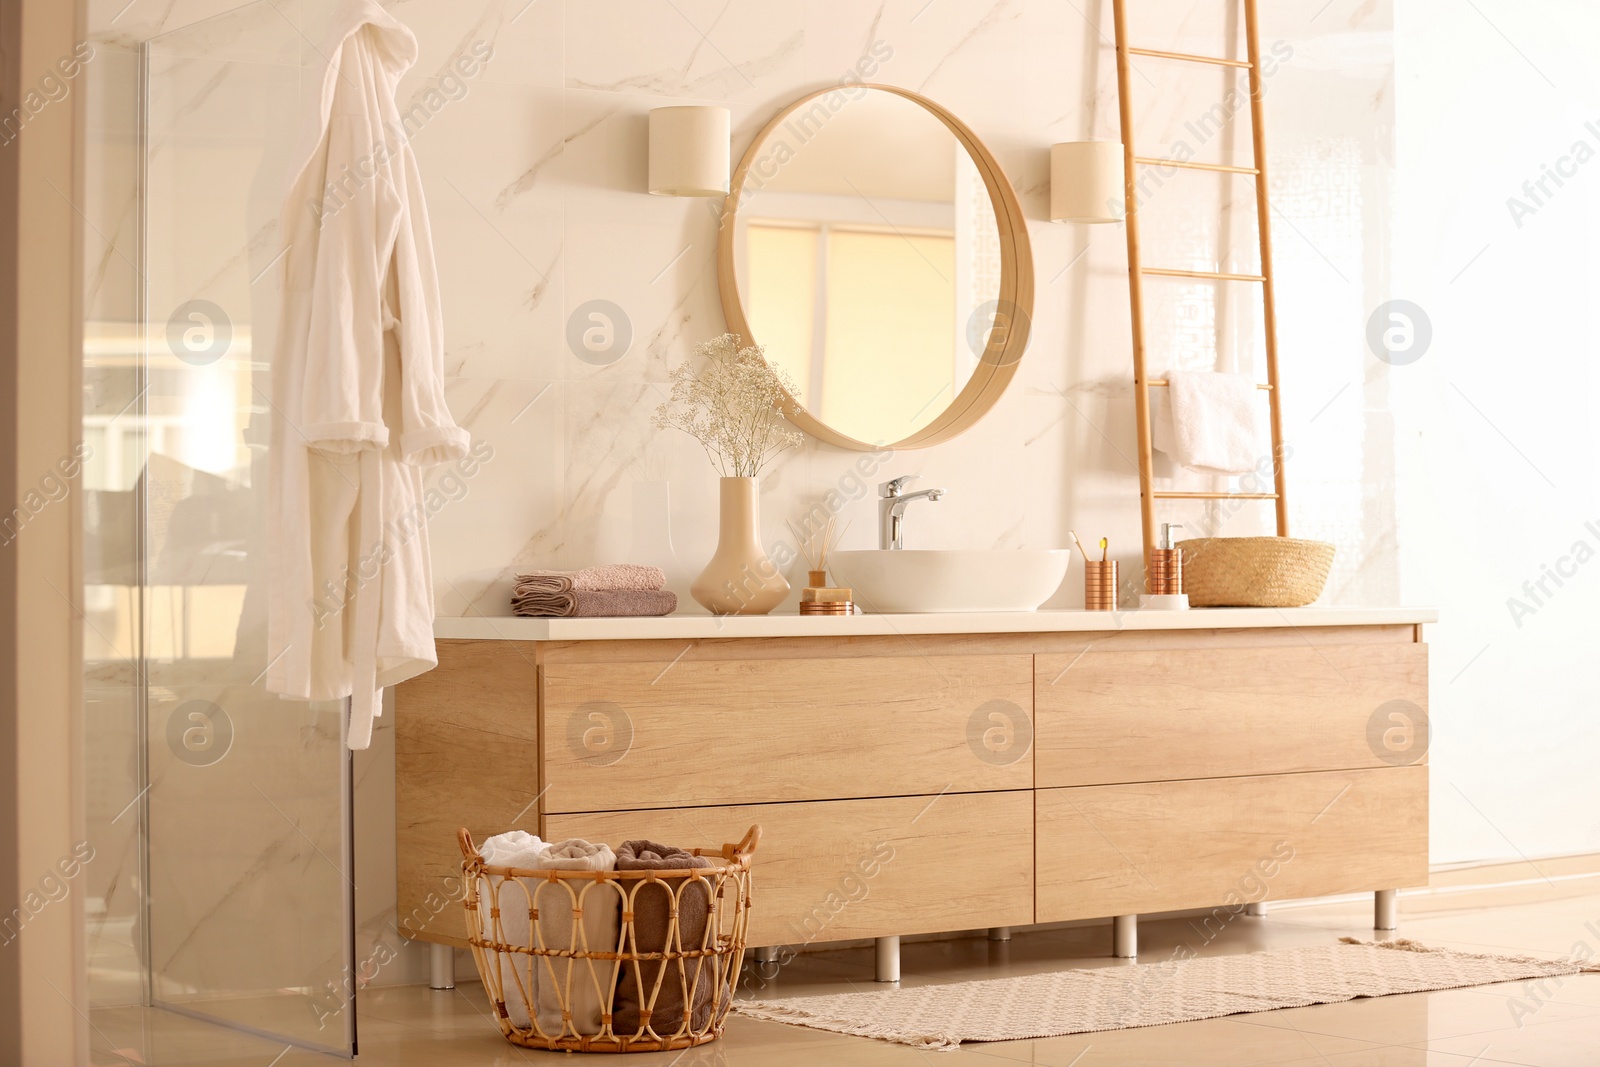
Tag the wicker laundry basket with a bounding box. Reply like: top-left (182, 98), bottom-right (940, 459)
top-left (1177, 537), bottom-right (1335, 607)
top-left (459, 825), bottom-right (759, 1053)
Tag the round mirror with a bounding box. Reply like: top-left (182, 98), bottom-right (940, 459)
top-left (718, 85), bottom-right (1033, 451)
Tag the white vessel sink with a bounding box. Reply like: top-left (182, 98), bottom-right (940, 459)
top-left (828, 549), bottom-right (1071, 613)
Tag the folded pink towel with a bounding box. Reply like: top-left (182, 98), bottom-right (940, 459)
top-left (514, 564), bottom-right (666, 595)
top-left (512, 589), bottom-right (677, 618)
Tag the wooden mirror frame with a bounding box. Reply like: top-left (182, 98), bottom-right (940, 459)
top-left (716, 84), bottom-right (1034, 452)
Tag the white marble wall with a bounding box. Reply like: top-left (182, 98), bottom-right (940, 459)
top-left (389, 0), bottom-right (1402, 620)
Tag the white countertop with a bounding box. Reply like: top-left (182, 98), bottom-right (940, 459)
top-left (434, 605), bottom-right (1436, 643)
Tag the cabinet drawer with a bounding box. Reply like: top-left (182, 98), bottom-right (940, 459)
top-left (1035, 767), bottom-right (1428, 922)
top-left (542, 654), bottom-right (1032, 812)
top-left (546, 791), bottom-right (1034, 945)
top-left (1035, 642), bottom-right (1427, 786)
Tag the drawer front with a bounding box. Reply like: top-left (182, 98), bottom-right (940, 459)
top-left (1035, 642), bottom-right (1428, 786)
top-left (542, 654), bottom-right (1033, 812)
top-left (546, 791), bottom-right (1034, 945)
top-left (1035, 766), bottom-right (1428, 922)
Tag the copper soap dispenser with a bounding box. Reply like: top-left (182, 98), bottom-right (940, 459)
top-left (1141, 522), bottom-right (1190, 610)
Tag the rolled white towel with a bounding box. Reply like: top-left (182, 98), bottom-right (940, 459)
top-left (477, 831), bottom-right (547, 1030)
top-left (479, 829), bottom-right (546, 867)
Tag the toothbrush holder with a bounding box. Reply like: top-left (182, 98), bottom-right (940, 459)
top-left (1084, 560), bottom-right (1118, 611)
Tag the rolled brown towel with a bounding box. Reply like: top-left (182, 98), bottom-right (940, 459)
top-left (514, 564), bottom-right (666, 595)
top-left (512, 589), bottom-right (677, 618)
top-left (612, 840), bottom-right (717, 1037)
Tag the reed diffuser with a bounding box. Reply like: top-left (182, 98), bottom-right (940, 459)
top-left (788, 515), bottom-right (854, 616)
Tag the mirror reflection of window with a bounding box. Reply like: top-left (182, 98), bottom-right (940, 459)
top-left (822, 228), bottom-right (955, 436)
top-left (731, 88), bottom-right (1003, 446)
top-left (746, 222), bottom-right (957, 437)
top-left (744, 223), bottom-right (819, 401)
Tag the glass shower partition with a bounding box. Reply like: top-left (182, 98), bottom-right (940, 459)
top-left (121, 1), bottom-right (354, 1054)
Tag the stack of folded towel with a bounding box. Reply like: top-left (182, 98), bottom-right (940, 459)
top-left (511, 564), bottom-right (676, 618)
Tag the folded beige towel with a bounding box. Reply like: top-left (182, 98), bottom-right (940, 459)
top-left (475, 834), bottom-right (620, 1036)
top-left (612, 840), bottom-right (717, 1038)
top-left (527, 839), bottom-right (620, 1037)
top-left (515, 564), bottom-right (666, 595)
top-left (513, 589), bottom-right (677, 618)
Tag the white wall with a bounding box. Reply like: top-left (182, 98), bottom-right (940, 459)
top-left (1394, 0), bottom-right (1600, 863)
top-left (389, 0), bottom-right (1399, 618)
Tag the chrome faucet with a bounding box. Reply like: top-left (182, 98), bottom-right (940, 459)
top-left (878, 476), bottom-right (946, 550)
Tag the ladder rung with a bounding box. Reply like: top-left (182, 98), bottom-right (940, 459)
top-left (1134, 156), bottom-right (1258, 175)
top-left (1152, 492), bottom-right (1279, 500)
top-left (1127, 46), bottom-right (1251, 69)
top-left (1147, 379), bottom-right (1272, 390)
top-left (1141, 267), bottom-right (1265, 282)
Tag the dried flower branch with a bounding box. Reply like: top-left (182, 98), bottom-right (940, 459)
top-left (653, 334), bottom-right (805, 478)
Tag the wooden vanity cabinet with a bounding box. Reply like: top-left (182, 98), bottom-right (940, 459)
top-left (396, 621), bottom-right (1428, 949)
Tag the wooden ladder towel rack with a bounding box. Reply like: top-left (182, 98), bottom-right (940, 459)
top-left (1111, 0), bottom-right (1289, 582)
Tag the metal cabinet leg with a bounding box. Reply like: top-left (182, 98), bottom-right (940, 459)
top-left (987, 926), bottom-right (1012, 942)
top-left (875, 935), bottom-right (900, 982)
top-left (1113, 914), bottom-right (1137, 958)
top-left (1375, 889), bottom-right (1398, 931)
top-left (428, 942), bottom-right (456, 990)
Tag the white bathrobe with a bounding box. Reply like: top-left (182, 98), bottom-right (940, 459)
top-left (266, 0), bottom-right (468, 749)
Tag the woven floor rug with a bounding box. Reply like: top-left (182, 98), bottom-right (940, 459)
top-left (734, 938), bottom-right (1597, 1050)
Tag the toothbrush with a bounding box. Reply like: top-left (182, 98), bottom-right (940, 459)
top-left (1099, 537), bottom-right (1108, 562)
top-left (1069, 530), bottom-right (1091, 562)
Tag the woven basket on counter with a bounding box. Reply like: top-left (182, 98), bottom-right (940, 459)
top-left (1177, 537), bottom-right (1335, 607)
top-left (459, 825), bottom-right (759, 1053)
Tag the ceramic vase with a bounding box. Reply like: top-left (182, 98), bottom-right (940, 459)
top-left (691, 477), bottom-right (789, 615)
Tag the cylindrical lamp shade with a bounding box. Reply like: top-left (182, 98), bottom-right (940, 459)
top-left (1050, 141), bottom-right (1125, 223)
top-left (649, 106), bottom-right (731, 197)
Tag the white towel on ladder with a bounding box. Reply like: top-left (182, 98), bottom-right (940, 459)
top-left (1151, 371), bottom-right (1260, 475)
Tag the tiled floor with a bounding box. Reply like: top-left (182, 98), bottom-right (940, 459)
top-left (89, 882), bottom-right (1600, 1066)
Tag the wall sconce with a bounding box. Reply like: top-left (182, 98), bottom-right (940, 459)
top-left (648, 106), bottom-right (731, 197)
top-left (1049, 141), bottom-right (1125, 223)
